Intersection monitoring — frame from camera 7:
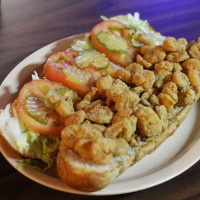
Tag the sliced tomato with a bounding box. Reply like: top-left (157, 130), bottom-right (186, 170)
top-left (91, 20), bottom-right (138, 67)
top-left (17, 79), bottom-right (70, 136)
top-left (43, 50), bottom-right (115, 97)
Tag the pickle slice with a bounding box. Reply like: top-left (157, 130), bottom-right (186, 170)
top-left (44, 88), bottom-right (80, 110)
top-left (96, 31), bottom-right (128, 52)
top-left (71, 38), bottom-right (93, 51)
top-left (75, 50), bottom-right (109, 69)
top-left (62, 66), bottom-right (91, 85)
top-left (26, 96), bottom-right (48, 124)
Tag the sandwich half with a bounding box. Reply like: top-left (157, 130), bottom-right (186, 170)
top-left (57, 36), bottom-right (200, 191)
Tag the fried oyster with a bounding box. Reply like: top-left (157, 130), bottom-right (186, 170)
top-left (57, 36), bottom-right (200, 191)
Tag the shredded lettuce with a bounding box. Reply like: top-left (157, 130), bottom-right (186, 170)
top-left (0, 104), bottom-right (59, 170)
top-left (17, 158), bottom-right (50, 172)
top-left (71, 12), bottom-right (165, 53)
top-left (18, 122), bottom-right (59, 168)
top-left (101, 12), bottom-right (166, 46)
top-left (31, 71), bottom-right (40, 80)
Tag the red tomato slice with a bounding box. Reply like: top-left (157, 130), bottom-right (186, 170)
top-left (91, 20), bottom-right (138, 67)
top-left (17, 79), bottom-right (67, 136)
top-left (43, 50), bottom-right (115, 97)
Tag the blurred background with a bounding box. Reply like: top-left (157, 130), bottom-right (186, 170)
top-left (1, 0), bottom-right (200, 83)
top-left (0, 0), bottom-right (200, 199)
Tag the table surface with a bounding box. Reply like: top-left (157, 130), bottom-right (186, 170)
top-left (0, 0), bottom-right (200, 199)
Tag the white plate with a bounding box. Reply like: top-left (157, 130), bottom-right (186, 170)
top-left (0, 34), bottom-right (200, 196)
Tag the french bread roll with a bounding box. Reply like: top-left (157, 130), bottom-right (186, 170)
top-left (57, 104), bottom-right (194, 192)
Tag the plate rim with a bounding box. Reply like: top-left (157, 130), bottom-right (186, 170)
top-left (0, 33), bottom-right (200, 196)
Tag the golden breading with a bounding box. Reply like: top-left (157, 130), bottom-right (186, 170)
top-left (105, 98), bottom-right (112, 107)
top-left (104, 120), bottom-right (124, 138)
top-left (163, 37), bottom-right (188, 52)
top-left (61, 125), bottom-right (79, 148)
top-left (132, 70), bottom-right (145, 86)
top-left (178, 88), bottom-right (196, 106)
top-left (154, 61), bottom-right (174, 72)
top-left (137, 33), bottom-right (152, 46)
top-left (154, 70), bottom-right (172, 89)
top-left (140, 45), bottom-right (152, 56)
top-left (125, 63), bottom-right (143, 74)
top-left (173, 63), bottom-right (182, 72)
top-left (132, 69), bottom-right (155, 89)
top-left (141, 91), bottom-right (150, 100)
top-left (155, 105), bottom-right (168, 131)
top-left (188, 44), bottom-right (200, 59)
top-left (90, 138), bottom-right (116, 165)
top-left (115, 69), bottom-right (132, 84)
top-left (76, 88), bottom-right (97, 110)
top-left (177, 38), bottom-right (188, 51)
top-left (140, 92), bottom-right (151, 107)
top-left (188, 40), bottom-right (196, 49)
top-left (91, 123), bottom-right (106, 133)
top-left (172, 71), bottom-right (190, 89)
top-left (74, 139), bottom-right (91, 159)
top-left (136, 55), bottom-right (152, 68)
top-left (188, 70), bottom-right (200, 91)
top-left (131, 86), bottom-right (144, 95)
top-left (112, 109), bottom-right (132, 124)
top-left (114, 138), bottom-right (129, 157)
top-left (143, 46), bottom-right (166, 64)
top-left (62, 122), bottom-right (131, 165)
top-left (114, 90), bottom-right (140, 111)
top-left (86, 104), bottom-right (113, 124)
top-left (76, 99), bottom-right (90, 111)
top-left (140, 98), bottom-right (151, 107)
top-left (64, 110), bottom-right (86, 126)
top-left (80, 120), bottom-right (106, 132)
top-left (158, 93), bottom-right (175, 112)
top-left (55, 98), bottom-right (74, 117)
top-left (149, 94), bottom-right (160, 107)
top-left (141, 70), bottom-right (156, 89)
top-left (104, 115), bottom-right (137, 142)
top-left (124, 115), bottom-right (138, 141)
top-left (129, 134), bottom-right (141, 147)
top-left (106, 79), bottom-right (129, 102)
top-left (76, 123), bottom-right (103, 140)
top-left (62, 123), bottom-right (103, 158)
top-left (83, 100), bottom-right (103, 113)
top-left (135, 107), bottom-right (162, 137)
top-left (167, 51), bottom-right (189, 62)
top-left (182, 58), bottom-right (200, 72)
top-left (56, 35), bottom-right (200, 191)
top-left (84, 87), bottom-right (97, 101)
top-left (162, 82), bottom-right (178, 103)
top-left (162, 37), bottom-right (177, 51)
top-left (96, 75), bottom-right (113, 96)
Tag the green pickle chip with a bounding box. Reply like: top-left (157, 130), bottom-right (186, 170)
top-left (44, 88), bottom-right (80, 110)
top-left (26, 96), bottom-right (48, 124)
top-left (97, 31), bottom-right (128, 52)
top-left (75, 49), bottom-right (109, 70)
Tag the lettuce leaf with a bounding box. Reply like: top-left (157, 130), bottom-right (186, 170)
top-left (0, 104), bottom-right (59, 170)
top-left (101, 12), bottom-right (166, 46)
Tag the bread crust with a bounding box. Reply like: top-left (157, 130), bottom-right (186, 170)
top-left (57, 143), bottom-right (120, 191)
top-left (57, 104), bottom-right (194, 191)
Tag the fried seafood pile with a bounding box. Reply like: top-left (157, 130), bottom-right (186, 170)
top-left (60, 36), bottom-right (200, 165)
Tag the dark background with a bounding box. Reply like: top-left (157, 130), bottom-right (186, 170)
top-left (0, 0), bottom-right (200, 199)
